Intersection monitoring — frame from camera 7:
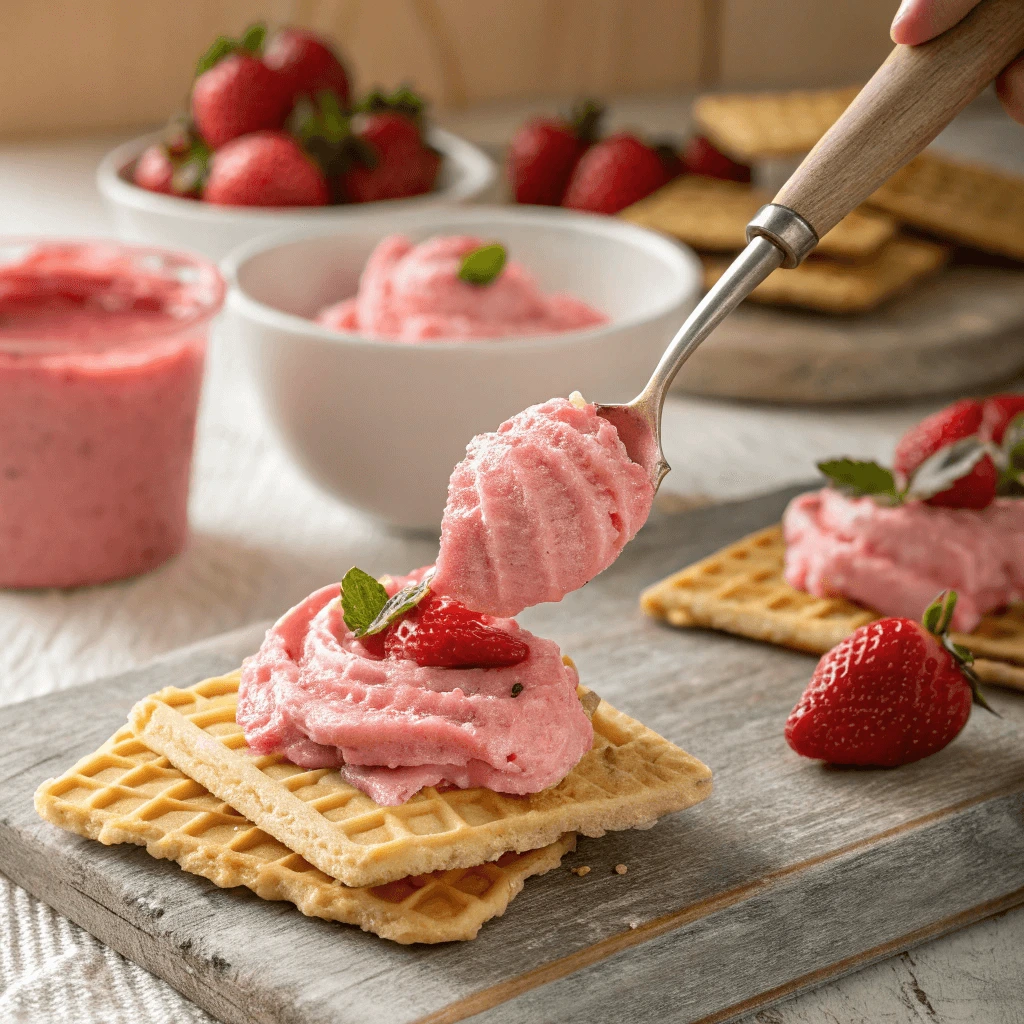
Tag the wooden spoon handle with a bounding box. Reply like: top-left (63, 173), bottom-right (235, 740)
top-left (774, 0), bottom-right (1024, 240)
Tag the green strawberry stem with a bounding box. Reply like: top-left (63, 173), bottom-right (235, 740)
top-left (922, 590), bottom-right (998, 715)
top-left (194, 22), bottom-right (265, 78)
top-left (357, 86), bottom-right (427, 124)
top-left (570, 99), bottom-right (604, 143)
top-left (458, 244), bottom-right (507, 286)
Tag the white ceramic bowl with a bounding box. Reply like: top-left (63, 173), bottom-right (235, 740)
top-left (98, 129), bottom-right (497, 263)
top-left (224, 206), bottom-right (701, 530)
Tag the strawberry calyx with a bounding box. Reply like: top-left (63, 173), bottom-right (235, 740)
top-left (195, 22), bottom-right (267, 78)
top-left (921, 590), bottom-right (997, 714)
top-left (356, 86), bottom-right (427, 126)
top-left (153, 119), bottom-right (211, 195)
top-left (288, 89), bottom-right (352, 179)
top-left (569, 99), bottom-right (604, 144)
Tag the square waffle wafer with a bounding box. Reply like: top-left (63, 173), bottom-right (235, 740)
top-left (129, 673), bottom-right (712, 889)
top-left (692, 86), bottom-right (861, 162)
top-left (702, 236), bottom-right (949, 314)
top-left (867, 152), bottom-right (1024, 262)
top-left (640, 526), bottom-right (1024, 693)
top-left (35, 721), bottom-right (575, 944)
top-left (621, 175), bottom-right (896, 262)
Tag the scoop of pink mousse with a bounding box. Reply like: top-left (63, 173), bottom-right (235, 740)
top-left (432, 396), bottom-right (656, 618)
top-left (237, 569), bottom-right (594, 806)
top-left (783, 487), bottom-right (1024, 632)
top-left (316, 234), bottom-right (607, 341)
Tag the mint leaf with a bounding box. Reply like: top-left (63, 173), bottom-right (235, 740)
top-left (817, 458), bottom-right (900, 501)
top-left (458, 244), bottom-right (506, 286)
top-left (340, 567), bottom-right (389, 635)
top-left (998, 413), bottom-right (1024, 495)
top-left (361, 570), bottom-right (434, 637)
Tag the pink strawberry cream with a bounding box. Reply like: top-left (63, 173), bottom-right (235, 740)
top-left (315, 234), bottom-right (607, 341)
top-left (432, 396), bottom-right (655, 618)
top-left (0, 241), bottom-right (224, 588)
top-left (237, 570), bottom-right (594, 806)
top-left (783, 488), bottom-right (1024, 632)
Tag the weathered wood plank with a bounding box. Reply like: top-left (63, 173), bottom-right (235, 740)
top-left (2, 485), bottom-right (1023, 1024)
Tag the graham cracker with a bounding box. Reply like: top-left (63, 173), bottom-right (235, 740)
top-left (35, 721), bottom-right (575, 944)
top-left (702, 236), bottom-right (949, 314)
top-left (692, 86), bottom-right (861, 162)
top-left (621, 175), bottom-right (896, 262)
top-left (640, 526), bottom-right (1024, 694)
top-left (129, 673), bottom-right (712, 889)
top-left (868, 152), bottom-right (1024, 262)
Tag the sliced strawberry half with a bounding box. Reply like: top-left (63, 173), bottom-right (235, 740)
top-left (382, 593), bottom-right (528, 669)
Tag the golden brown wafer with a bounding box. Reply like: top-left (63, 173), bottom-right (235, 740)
top-left (129, 673), bottom-right (712, 889)
top-left (868, 152), bottom-right (1024, 262)
top-left (702, 236), bottom-right (949, 313)
top-left (621, 175), bottom-right (896, 261)
top-left (641, 526), bottom-right (1024, 693)
top-left (35, 722), bottom-right (575, 944)
top-left (692, 86), bottom-right (862, 162)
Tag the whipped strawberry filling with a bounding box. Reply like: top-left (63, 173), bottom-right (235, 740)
top-left (432, 396), bottom-right (655, 617)
top-left (238, 570), bottom-right (593, 806)
top-left (784, 488), bottom-right (1024, 632)
top-left (316, 234), bottom-right (607, 341)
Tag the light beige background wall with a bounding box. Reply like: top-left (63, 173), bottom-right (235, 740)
top-left (0, 0), bottom-right (896, 138)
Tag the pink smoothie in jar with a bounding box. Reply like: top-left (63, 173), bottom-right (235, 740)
top-left (0, 240), bottom-right (225, 588)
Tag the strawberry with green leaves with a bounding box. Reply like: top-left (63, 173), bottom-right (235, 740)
top-left (818, 394), bottom-right (1024, 510)
top-left (263, 26), bottom-right (351, 108)
top-left (340, 567), bottom-right (528, 669)
top-left (786, 590), bottom-right (995, 767)
top-left (134, 120), bottom-right (211, 198)
top-left (204, 131), bottom-right (328, 207)
top-left (507, 100), bottom-right (603, 206)
top-left (191, 23), bottom-right (291, 149)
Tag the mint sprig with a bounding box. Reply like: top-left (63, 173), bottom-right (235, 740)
top-left (340, 568), bottom-right (389, 634)
top-left (339, 566), bottom-right (434, 638)
top-left (458, 244), bottom-right (506, 286)
top-left (817, 458), bottom-right (900, 502)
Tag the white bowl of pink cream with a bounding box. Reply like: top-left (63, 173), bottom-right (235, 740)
top-left (224, 205), bottom-right (701, 530)
top-left (0, 240), bottom-right (225, 589)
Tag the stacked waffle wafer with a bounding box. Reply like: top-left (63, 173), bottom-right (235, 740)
top-left (35, 670), bottom-right (711, 943)
top-left (621, 86), bottom-right (1024, 314)
top-left (641, 526), bottom-right (1024, 693)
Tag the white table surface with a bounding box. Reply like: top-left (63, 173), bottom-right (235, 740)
top-left (1, 94), bottom-right (1023, 1023)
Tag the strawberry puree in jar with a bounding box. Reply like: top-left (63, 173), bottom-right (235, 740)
top-left (0, 241), bottom-right (225, 588)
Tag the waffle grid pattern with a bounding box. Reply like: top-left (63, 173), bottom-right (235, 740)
top-left (641, 526), bottom-right (1024, 692)
top-left (130, 674), bottom-right (712, 888)
top-left (692, 86), bottom-right (862, 161)
top-left (869, 153), bottom-right (1024, 262)
top-left (34, 722), bottom-right (574, 944)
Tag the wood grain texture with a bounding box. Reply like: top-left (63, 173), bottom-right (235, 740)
top-left (774, 0), bottom-right (1024, 237)
top-left (3, 487), bottom-right (1024, 1024)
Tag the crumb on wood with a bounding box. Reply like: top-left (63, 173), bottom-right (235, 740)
top-left (614, 864), bottom-right (628, 875)
top-left (570, 865), bottom-right (591, 876)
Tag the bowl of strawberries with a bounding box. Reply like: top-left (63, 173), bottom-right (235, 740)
top-left (97, 23), bottom-right (496, 262)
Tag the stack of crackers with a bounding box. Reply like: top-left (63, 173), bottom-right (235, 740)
top-left (35, 669), bottom-right (711, 944)
top-left (622, 86), bottom-right (1024, 315)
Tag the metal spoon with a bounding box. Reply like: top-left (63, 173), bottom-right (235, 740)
top-left (597, 0), bottom-right (1024, 489)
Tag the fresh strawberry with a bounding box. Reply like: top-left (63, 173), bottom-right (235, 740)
top-left (892, 398), bottom-right (997, 509)
top-left (682, 135), bottom-right (752, 182)
top-left (562, 132), bottom-right (676, 214)
top-left (381, 593), bottom-right (528, 669)
top-left (785, 591), bottom-right (993, 767)
top-left (134, 145), bottom-right (175, 194)
top-left (263, 26), bottom-right (351, 107)
top-left (338, 111), bottom-right (440, 203)
top-left (191, 24), bottom-right (290, 149)
top-left (981, 393), bottom-right (1024, 444)
top-left (204, 132), bottom-right (328, 207)
top-left (507, 100), bottom-right (603, 206)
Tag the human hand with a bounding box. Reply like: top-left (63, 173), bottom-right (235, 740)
top-left (891, 0), bottom-right (1024, 125)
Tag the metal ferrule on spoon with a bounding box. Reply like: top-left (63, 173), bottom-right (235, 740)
top-left (597, 0), bottom-right (1024, 489)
